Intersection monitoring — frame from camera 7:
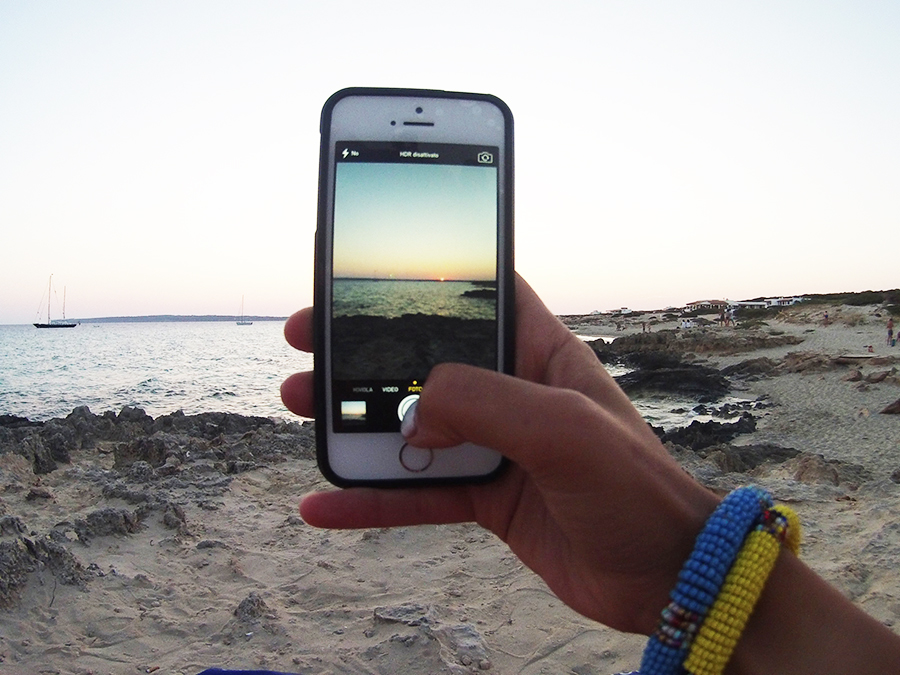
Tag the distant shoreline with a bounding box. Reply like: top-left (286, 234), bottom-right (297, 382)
top-left (63, 315), bottom-right (288, 324)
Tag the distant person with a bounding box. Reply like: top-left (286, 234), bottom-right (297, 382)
top-left (824, 311), bottom-right (829, 326)
top-left (888, 317), bottom-right (894, 346)
top-left (281, 275), bottom-right (900, 674)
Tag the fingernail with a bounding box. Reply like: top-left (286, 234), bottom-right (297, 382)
top-left (400, 400), bottom-right (418, 438)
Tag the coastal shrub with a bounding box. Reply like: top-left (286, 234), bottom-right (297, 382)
top-left (735, 307), bottom-right (780, 321)
top-left (681, 308), bottom-right (716, 318)
top-left (801, 289), bottom-right (900, 306)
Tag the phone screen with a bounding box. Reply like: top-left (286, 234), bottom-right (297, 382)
top-left (329, 141), bottom-right (500, 434)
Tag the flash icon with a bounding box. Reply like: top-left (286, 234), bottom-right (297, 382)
top-left (342, 148), bottom-right (349, 159)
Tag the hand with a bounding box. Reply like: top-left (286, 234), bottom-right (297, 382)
top-left (281, 275), bottom-right (719, 634)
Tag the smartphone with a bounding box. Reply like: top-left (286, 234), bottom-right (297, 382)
top-left (313, 87), bottom-right (514, 487)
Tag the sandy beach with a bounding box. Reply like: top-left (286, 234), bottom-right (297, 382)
top-left (2, 303), bottom-right (899, 674)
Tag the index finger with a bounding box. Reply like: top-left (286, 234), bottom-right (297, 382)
top-left (284, 307), bottom-right (314, 353)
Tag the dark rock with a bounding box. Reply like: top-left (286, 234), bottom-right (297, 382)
top-left (0, 535), bottom-right (90, 607)
top-left (63, 508), bottom-right (142, 544)
top-left (64, 406), bottom-right (109, 449)
top-left (153, 411), bottom-right (275, 440)
top-left (331, 314), bottom-right (496, 380)
top-left (0, 415), bottom-right (41, 429)
top-left (0, 516), bottom-right (27, 536)
top-left (40, 420), bottom-right (75, 464)
top-left (225, 460), bottom-right (258, 474)
top-left (234, 592), bottom-right (272, 622)
top-left (375, 602), bottom-right (433, 627)
top-left (702, 443), bottom-right (801, 473)
top-left (0, 539), bottom-right (34, 607)
top-left (621, 350), bottom-right (684, 370)
top-left (778, 352), bottom-right (835, 373)
top-left (162, 503), bottom-right (187, 531)
top-left (20, 434), bottom-right (57, 474)
top-left (617, 365), bottom-right (730, 402)
top-left (26, 486), bottom-right (53, 501)
top-left (721, 358), bottom-right (778, 379)
top-left (654, 413), bottom-right (756, 451)
top-left (25, 536), bottom-right (89, 588)
top-left (101, 406), bottom-right (155, 442)
top-left (882, 398), bottom-right (900, 415)
top-left (128, 460), bottom-right (156, 482)
top-left (101, 481), bottom-right (153, 504)
top-left (592, 328), bottom-right (803, 358)
top-left (462, 288), bottom-right (496, 299)
top-left (156, 456), bottom-right (182, 476)
top-left (117, 406), bottom-right (152, 425)
top-left (114, 432), bottom-right (180, 469)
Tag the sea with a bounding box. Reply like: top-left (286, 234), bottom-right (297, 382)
top-left (0, 321), bottom-right (311, 422)
top-left (0, 320), bottom-right (735, 430)
top-left (333, 279), bottom-right (495, 320)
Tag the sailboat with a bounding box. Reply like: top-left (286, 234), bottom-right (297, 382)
top-left (34, 275), bottom-right (77, 328)
top-left (237, 295), bottom-right (253, 325)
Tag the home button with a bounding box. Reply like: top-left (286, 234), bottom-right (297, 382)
top-left (399, 443), bottom-right (433, 473)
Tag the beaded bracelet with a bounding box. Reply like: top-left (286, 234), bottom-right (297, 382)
top-left (638, 486), bottom-right (772, 675)
top-left (683, 504), bottom-right (801, 675)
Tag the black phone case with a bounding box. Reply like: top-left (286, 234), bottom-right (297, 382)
top-left (313, 87), bottom-right (515, 487)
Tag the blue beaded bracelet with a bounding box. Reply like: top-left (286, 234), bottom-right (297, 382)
top-left (639, 486), bottom-right (772, 675)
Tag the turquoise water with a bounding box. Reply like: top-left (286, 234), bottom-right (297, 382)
top-left (0, 321), bottom-right (312, 421)
top-left (333, 279), bottom-right (496, 320)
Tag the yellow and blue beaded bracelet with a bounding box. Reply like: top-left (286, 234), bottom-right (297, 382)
top-left (638, 487), bottom-right (798, 675)
top-left (639, 486), bottom-right (771, 674)
top-left (683, 504), bottom-right (801, 675)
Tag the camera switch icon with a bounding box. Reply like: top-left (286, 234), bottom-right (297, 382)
top-left (477, 151), bottom-right (493, 164)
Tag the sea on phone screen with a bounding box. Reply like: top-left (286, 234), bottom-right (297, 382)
top-left (331, 278), bottom-right (497, 380)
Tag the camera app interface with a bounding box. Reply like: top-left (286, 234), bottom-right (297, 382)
top-left (331, 141), bottom-right (499, 433)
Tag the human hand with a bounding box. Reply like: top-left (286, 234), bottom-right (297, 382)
top-left (281, 275), bottom-right (719, 634)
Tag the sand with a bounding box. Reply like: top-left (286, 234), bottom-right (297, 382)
top-left (1, 305), bottom-right (898, 674)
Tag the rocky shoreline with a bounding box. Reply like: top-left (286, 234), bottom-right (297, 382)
top-left (0, 408), bottom-right (315, 608)
top-left (331, 314), bottom-right (496, 380)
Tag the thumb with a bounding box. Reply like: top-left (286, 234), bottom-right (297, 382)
top-left (403, 363), bottom-right (637, 486)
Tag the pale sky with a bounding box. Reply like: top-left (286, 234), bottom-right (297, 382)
top-left (333, 162), bottom-right (497, 281)
top-left (2, 1), bottom-right (898, 324)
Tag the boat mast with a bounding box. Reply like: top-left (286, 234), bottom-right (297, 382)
top-left (48, 274), bottom-right (53, 324)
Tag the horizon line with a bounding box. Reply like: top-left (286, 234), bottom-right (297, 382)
top-left (2, 314), bottom-right (290, 326)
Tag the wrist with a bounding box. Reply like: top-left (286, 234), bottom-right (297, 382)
top-left (726, 552), bottom-right (900, 675)
top-left (629, 480), bottom-right (721, 636)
